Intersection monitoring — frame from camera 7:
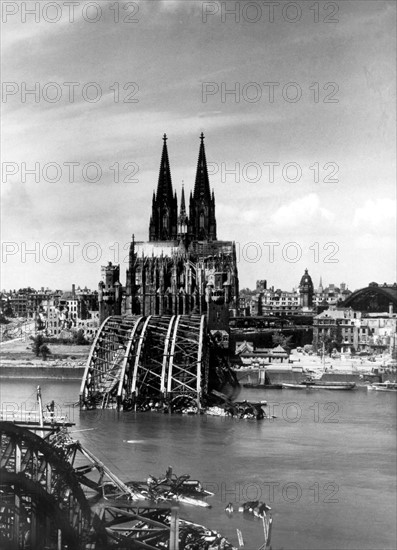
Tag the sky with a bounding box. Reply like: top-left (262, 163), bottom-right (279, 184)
top-left (1, 0), bottom-right (396, 293)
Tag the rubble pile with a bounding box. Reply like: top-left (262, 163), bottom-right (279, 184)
top-left (124, 467), bottom-right (214, 507)
top-left (207, 400), bottom-right (266, 420)
top-left (117, 390), bottom-right (272, 420)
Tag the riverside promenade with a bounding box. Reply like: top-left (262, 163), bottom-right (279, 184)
top-left (0, 338), bottom-right (87, 379)
top-left (233, 349), bottom-right (396, 386)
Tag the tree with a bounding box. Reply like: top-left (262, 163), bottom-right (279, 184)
top-left (31, 334), bottom-right (44, 357)
top-left (39, 343), bottom-right (51, 361)
top-left (73, 329), bottom-right (88, 345)
top-left (272, 333), bottom-right (292, 353)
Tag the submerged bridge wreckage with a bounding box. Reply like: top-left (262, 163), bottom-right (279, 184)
top-left (0, 420), bottom-right (223, 549)
top-left (79, 314), bottom-right (235, 412)
top-left (0, 413), bottom-right (272, 549)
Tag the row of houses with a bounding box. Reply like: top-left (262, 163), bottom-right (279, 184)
top-left (313, 307), bottom-right (397, 355)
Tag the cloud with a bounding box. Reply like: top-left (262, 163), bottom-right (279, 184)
top-left (354, 233), bottom-right (396, 251)
top-left (353, 198), bottom-right (396, 230)
top-left (270, 193), bottom-right (335, 228)
top-left (158, 0), bottom-right (202, 12)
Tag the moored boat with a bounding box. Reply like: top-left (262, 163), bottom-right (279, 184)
top-left (282, 381), bottom-right (356, 390)
top-left (367, 381), bottom-right (397, 392)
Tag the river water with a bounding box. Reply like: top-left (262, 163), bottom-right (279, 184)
top-left (1, 379), bottom-right (396, 550)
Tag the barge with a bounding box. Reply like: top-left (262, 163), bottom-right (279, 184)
top-left (282, 381), bottom-right (356, 390)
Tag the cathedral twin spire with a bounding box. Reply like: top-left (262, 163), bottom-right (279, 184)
top-left (149, 134), bottom-right (177, 241)
top-left (149, 133), bottom-right (217, 243)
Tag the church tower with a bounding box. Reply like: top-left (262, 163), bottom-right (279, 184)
top-left (299, 268), bottom-right (314, 308)
top-left (177, 183), bottom-right (189, 242)
top-left (149, 134), bottom-right (178, 241)
top-left (189, 133), bottom-right (217, 241)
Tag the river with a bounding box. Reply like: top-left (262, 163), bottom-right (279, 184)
top-left (1, 379), bottom-right (396, 550)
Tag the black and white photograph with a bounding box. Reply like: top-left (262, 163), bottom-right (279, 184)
top-left (1, 1), bottom-right (396, 548)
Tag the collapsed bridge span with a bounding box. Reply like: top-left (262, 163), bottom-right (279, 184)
top-left (79, 314), bottom-right (232, 411)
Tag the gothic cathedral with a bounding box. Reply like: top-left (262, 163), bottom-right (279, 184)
top-left (99, 134), bottom-right (239, 331)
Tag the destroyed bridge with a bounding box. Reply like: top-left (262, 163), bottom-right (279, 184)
top-left (79, 314), bottom-right (235, 411)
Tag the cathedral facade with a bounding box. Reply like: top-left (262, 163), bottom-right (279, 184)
top-left (99, 134), bottom-right (239, 332)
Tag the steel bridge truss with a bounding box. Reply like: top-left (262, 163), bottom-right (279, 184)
top-left (0, 423), bottom-right (213, 550)
top-left (0, 422), bottom-right (92, 549)
top-left (80, 314), bottom-right (209, 411)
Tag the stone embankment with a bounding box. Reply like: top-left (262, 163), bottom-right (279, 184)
top-left (0, 359), bottom-right (86, 379)
top-left (233, 367), bottom-right (385, 386)
top-left (0, 359), bottom-right (86, 380)
top-left (0, 339), bottom-right (89, 378)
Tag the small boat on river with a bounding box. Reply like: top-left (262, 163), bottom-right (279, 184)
top-left (282, 381), bottom-right (356, 390)
top-left (367, 381), bottom-right (397, 392)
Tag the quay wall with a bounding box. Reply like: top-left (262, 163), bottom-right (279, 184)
top-left (1, 364), bottom-right (392, 384)
top-left (233, 368), bottom-right (384, 386)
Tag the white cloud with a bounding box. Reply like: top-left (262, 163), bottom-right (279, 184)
top-left (355, 233), bottom-right (395, 250)
top-left (159, 0), bottom-right (202, 12)
top-left (353, 198), bottom-right (396, 230)
top-left (270, 193), bottom-right (335, 228)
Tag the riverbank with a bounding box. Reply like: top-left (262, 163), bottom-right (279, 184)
top-left (0, 362), bottom-right (86, 379)
top-left (0, 339), bottom-right (88, 379)
top-left (1, 363), bottom-right (386, 384)
top-left (232, 367), bottom-right (388, 386)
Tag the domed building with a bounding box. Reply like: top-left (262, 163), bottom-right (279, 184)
top-left (299, 268), bottom-right (314, 308)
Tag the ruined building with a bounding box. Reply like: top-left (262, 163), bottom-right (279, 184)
top-left (99, 134), bottom-right (239, 332)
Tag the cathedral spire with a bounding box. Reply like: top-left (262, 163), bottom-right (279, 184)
top-left (149, 134), bottom-right (178, 241)
top-left (189, 133), bottom-right (217, 241)
top-left (180, 182), bottom-right (186, 216)
top-left (156, 133), bottom-right (174, 201)
top-left (178, 182), bottom-right (188, 239)
top-left (193, 132), bottom-right (211, 201)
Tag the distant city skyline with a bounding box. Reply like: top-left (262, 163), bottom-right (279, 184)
top-left (2, 274), bottom-right (392, 296)
top-left (2, 0), bottom-right (396, 291)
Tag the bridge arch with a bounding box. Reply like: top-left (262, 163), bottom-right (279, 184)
top-left (80, 315), bottom-right (209, 410)
top-left (167, 315), bottom-right (209, 410)
top-left (0, 422), bottom-right (91, 549)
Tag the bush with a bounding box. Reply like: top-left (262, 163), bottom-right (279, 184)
top-left (39, 343), bottom-right (51, 361)
top-left (31, 334), bottom-right (44, 357)
top-left (272, 333), bottom-right (292, 353)
top-left (73, 329), bottom-right (89, 345)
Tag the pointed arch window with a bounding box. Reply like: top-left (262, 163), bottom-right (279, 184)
top-left (163, 210), bottom-right (169, 231)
